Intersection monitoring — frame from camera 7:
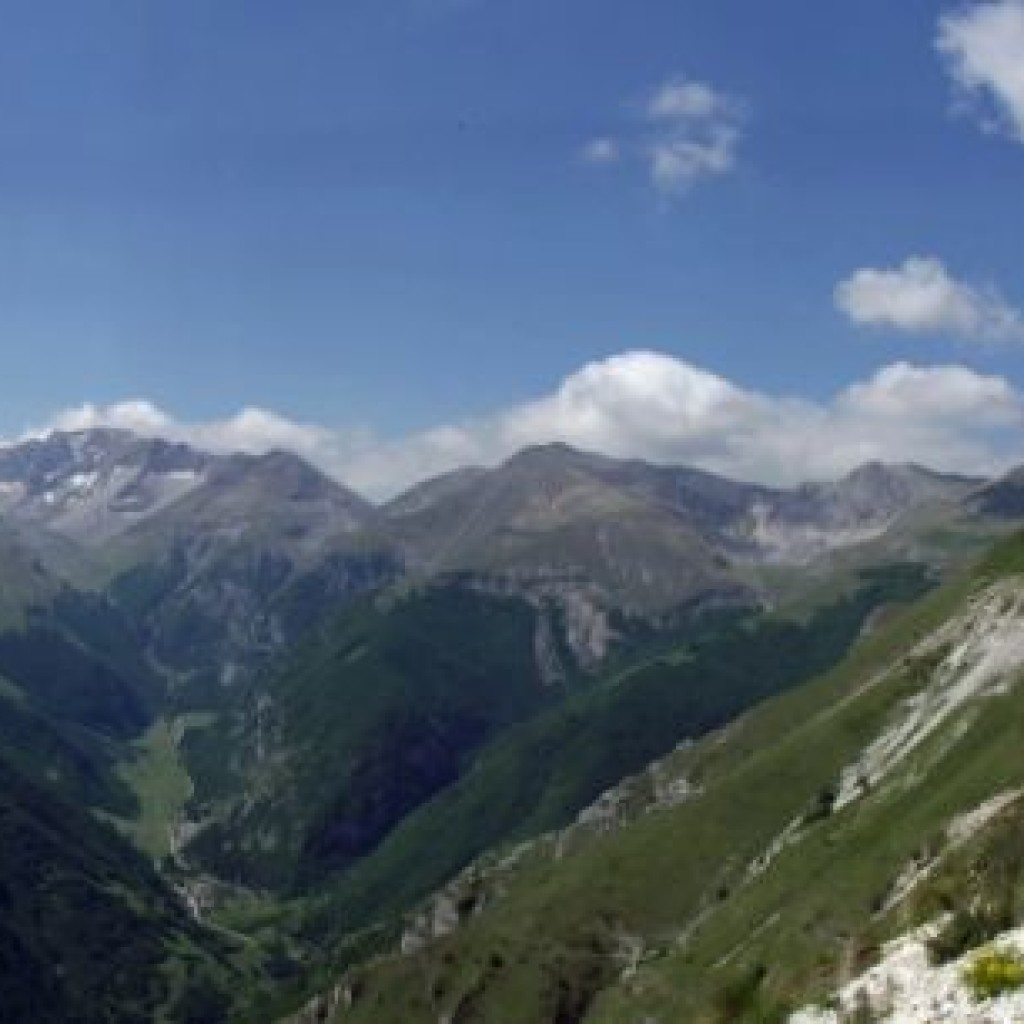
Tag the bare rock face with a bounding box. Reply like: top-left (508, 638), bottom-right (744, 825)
top-left (0, 428), bottom-right (381, 554)
top-left (547, 586), bottom-right (616, 667)
top-left (382, 444), bottom-right (739, 615)
top-left (532, 604), bottom-right (570, 686)
top-left (0, 428), bottom-right (216, 544)
top-left (400, 870), bottom-right (492, 954)
top-left (286, 981), bottom-right (358, 1023)
top-left (733, 462), bottom-right (980, 564)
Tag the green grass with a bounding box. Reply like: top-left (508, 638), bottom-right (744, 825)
top-left (116, 713), bottom-right (213, 861)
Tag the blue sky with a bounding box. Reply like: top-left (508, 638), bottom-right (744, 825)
top-left (3, 0), bottom-right (1024, 493)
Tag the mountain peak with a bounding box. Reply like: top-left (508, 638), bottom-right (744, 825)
top-left (0, 428), bottom-right (217, 543)
top-left (204, 448), bottom-right (375, 512)
top-left (503, 442), bottom-right (594, 470)
top-left (841, 460), bottom-right (983, 488)
top-left (834, 460), bottom-right (981, 507)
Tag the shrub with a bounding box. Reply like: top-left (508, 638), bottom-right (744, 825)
top-left (963, 946), bottom-right (1024, 1000)
top-left (928, 900), bottom-right (1015, 964)
top-left (803, 785), bottom-right (837, 825)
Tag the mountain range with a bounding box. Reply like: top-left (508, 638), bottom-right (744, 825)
top-left (0, 425), bottom-right (1021, 1022)
top-left (0, 428), bottom-right (988, 665)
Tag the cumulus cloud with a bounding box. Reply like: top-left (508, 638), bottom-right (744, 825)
top-left (48, 400), bottom-right (174, 436)
top-left (835, 256), bottom-right (1024, 344)
top-left (32, 400), bottom-right (332, 460)
top-left (938, 0), bottom-right (1024, 141)
top-left (338, 354), bottom-right (1024, 493)
top-left (22, 352), bottom-right (1023, 498)
top-left (584, 75), bottom-right (743, 197)
top-left (644, 78), bottom-right (742, 194)
top-left (838, 362), bottom-right (1022, 426)
top-left (647, 80), bottom-right (723, 121)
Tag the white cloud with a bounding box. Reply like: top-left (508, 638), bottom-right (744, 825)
top-left (499, 352), bottom-right (760, 459)
top-left (938, 0), bottom-right (1024, 141)
top-left (29, 400), bottom-right (332, 460)
top-left (648, 123), bottom-right (739, 195)
top-left (48, 400), bottom-right (173, 436)
top-left (585, 75), bottom-right (743, 197)
top-left (21, 353), bottom-right (1024, 498)
top-left (342, 354), bottom-right (1024, 493)
top-left (647, 80), bottom-right (723, 121)
top-left (189, 407), bottom-right (334, 458)
top-left (581, 138), bottom-right (620, 164)
top-left (838, 362), bottom-right (1022, 427)
top-left (835, 256), bottom-right (1024, 343)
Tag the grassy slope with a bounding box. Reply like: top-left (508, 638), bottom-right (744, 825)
top-left (0, 524), bottom-right (59, 630)
top-left (289, 565), bottom-right (929, 955)
top-left (181, 585), bottom-right (558, 890)
top-left (0, 587), bottom-right (166, 821)
top-left (0, 688), bottom-right (139, 816)
top-left (322, 535), bottom-right (1024, 1024)
top-left (113, 714), bottom-right (214, 862)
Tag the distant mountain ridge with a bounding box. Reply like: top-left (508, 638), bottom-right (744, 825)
top-left (386, 443), bottom-right (983, 569)
top-left (0, 428), bottom-right (987, 570)
top-left (0, 428), bottom-right (997, 670)
top-left (383, 444), bottom-right (983, 658)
